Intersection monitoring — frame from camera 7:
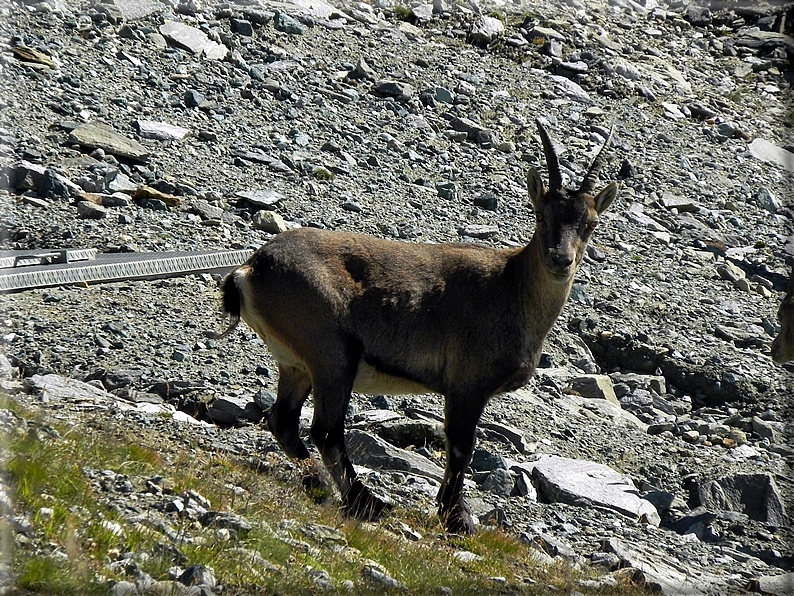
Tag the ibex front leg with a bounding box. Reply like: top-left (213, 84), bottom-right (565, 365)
top-left (309, 366), bottom-right (391, 521)
top-left (437, 392), bottom-right (487, 534)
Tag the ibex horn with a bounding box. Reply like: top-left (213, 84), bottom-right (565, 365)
top-left (579, 125), bottom-right (615, 196)
top-left (535, 118), bottom-right (562, 191)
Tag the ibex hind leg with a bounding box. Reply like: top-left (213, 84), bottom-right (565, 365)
top-left (267, 366), bottom-right (330, 500)
top-left (309, 371), bottom-right (391, 521)
top-left (437, 392), bottom-right (487, 534)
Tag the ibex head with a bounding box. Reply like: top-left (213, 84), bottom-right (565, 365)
top-left (527, 119), bottom-right (619, 281)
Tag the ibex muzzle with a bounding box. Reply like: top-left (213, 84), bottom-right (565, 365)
top-left (216, 119), bottom-right (618, 534)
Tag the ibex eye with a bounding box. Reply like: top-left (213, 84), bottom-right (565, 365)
top-left (535, 213), bottom-right (544, 222)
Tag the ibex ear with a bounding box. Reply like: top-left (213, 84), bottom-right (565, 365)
top-left (594, 182), bottom-right (619, 215)
top-left (527, 168), bottom-right (545, 209)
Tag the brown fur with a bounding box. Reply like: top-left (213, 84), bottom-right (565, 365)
top-left (218, 120), bottom-right (619, 533)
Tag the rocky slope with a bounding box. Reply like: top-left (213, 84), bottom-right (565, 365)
top-left (0, 0), bottom-right (793, 594)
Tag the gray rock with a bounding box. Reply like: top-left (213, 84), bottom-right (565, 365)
top-left (0, 354), bottom-right (15, 379)
top-left (603, 538), bottom-right (710, 595)
top-left (25, 373), bottom-right (118, 405)
top-left (300, 523), bottom-right (347, 546)
top-left (68, 122), bottom-right (150, 162)
top-left (362, 562), bottom-right (406, 590)
top-left (253, 389), bottom-right (276, 410)
top-left (478, 421), bottom-right (528, 453)
top-left (274, 12), bottom-right (304, 35)
top-left (448, 116), bottom-right (498, 147)
top-left (522, 455), bottom-right (661, 525)
top-left (347, 429), bottom-right (444, 482)
top-left (755, 187), bottom-right (782, 213)
top-left (372, 80), bottom-right (414, 101)
top-left (716, 261), bottom-right (746, 283)
top-left (41, 167), bottom-right (72, 200)
top-left (659, 192), bottom-right (699, 213)
top-left (206, 394), bottom-right (264, 425)
top-left (108, 0), bottom-right (163, 21)
top-left (752, 573), bottom-right (794, 596)
top-left (565, 374), bottom-right (619, 406)
top-left (697, 473), bottom-right (789, 526)
top-left (480, 468), bottom-right (514, 496)
top-left (252, 210), bottom-right (287, 234)
top-left (231, 18), bottom-right (253, 36)
top-left (136, 120), bottom-right (190, 141)
top-left (190, 199), bottom-right (224, 221)
top-left (752, 416), bottom-right (782, 442)
top-left (470, 447), bottom-right (507, 472)
top-left (469, 15), bottom-right (504, 47)
top-left (5, 160), bottom-right (81, 197)
top-left (748, 138), bottom-right (794, 173)
top-left (376, 419), bottom-right (444, 448)
top-left (76, 200), bottom-right (107, 219)
top-left (346, 57), bottom-right (375, 81)
top-left (200, 511), bottom-right (252, 533)
top-left (548, 75), bottom-right (592, 103)
top-left (434, 86), bottom-right (454, 104)
top-left (668, 506), bottom-right (717, 541)
top-left (159, 21), bottom-right (228, 60)
top-left (458, 224), bottom-right (498, 239)
top-left (235, 189), bottom-right (283, 209)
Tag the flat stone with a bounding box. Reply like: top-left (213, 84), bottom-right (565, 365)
top-left (190, 199), bottom-right (224, 220)
top-left (698, 473), bottom-right (789, 526)
top-left (659, 192), bottom-right (699, 212)
top-left (347, 429), bottom-right (444, 482)
top-left (752, 573), bottom-right (794, 596)
top-left (235, 189), bottom-right (282, 209)
top-left (566, 374), bottom-right (619, 406)
top-left (5, 161), bottom-right (82, 197)
top-left (136, 120), bottom-right (190, 141)
top-left (273, 12), bottom-right (304, 35)
top-left (68, 122), bottom-right (149, 162)
top-left (76, 200), bottom-right (107, 219)
top-left (372, 80), bottom-right (414, 101)
top-left (603, 538), bottom-right (710, 595)
top-left (376, 419), bottom-right (444, 448)
top-left (458, 224), bottom-right (498, 239)
top-left (548, 75), bottom-right (592, 103)
top-left (107, 0), bottom-right (162, 21)
top-left (448, 116), bottom-right (498, 147)
top-left (159, 21), bottom-right (227, 60)
top-left (205, 394), bottom-right (263, 425)
top-left (252, 210), bottom-right (287, 234)
top-left (748, 138), bottom-right (794, 172)
top-left (479, 421), bottom-right (529, 453)
top-left (519, 455), bottom-right (661, 525)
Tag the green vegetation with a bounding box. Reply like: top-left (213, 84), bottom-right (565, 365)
top-left (3, 396), bottom-right (653, 595)
top-left (392, 5), bottom-right (412, 22)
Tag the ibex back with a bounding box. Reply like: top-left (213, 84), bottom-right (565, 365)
top-left (771, 266), bottom-right (794, 364)
top-left (217, 119), bottom-right (619, 534)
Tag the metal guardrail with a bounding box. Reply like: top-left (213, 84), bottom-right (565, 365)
top-left (0, 249), bottom-right (252, 292)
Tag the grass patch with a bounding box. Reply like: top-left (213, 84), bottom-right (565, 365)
top-left (2, 396), bottom-right (654, 595)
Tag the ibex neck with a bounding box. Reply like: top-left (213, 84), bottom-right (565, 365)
top-left (519, 235), bottom-right (576, 332)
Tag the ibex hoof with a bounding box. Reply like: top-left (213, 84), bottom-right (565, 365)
top-left (343, 480), bottom-right (392, 521)
top-left (439, 500), bottom-right (476, 535)
top-left (299, 460), bottom-right (333, 504)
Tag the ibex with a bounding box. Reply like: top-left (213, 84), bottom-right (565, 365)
top-left (216, 119), bottom-right (618, 534)
top-left (771, 267), bottom-right (794, 364)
